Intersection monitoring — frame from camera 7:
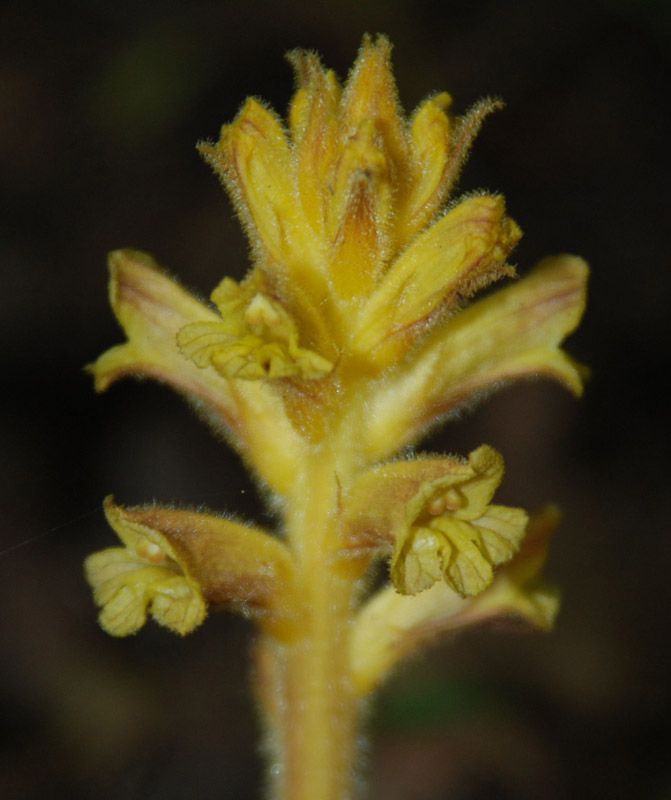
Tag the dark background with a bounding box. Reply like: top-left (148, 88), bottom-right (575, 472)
top-left (1, 0), bottom-right (669, 798)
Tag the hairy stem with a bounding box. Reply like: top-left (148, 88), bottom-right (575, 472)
top-left (255, 442), bottom-right (364, 800)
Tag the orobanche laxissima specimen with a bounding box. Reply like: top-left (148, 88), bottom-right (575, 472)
top-left (85, 35), bottom-right (587, 800)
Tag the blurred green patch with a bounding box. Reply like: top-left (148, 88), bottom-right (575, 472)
top-left (374, 675), bottom-right (514, 733)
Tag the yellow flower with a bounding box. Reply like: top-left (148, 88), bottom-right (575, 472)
top-left (340, 445), bottom-right (526, 597)
top-left (85, 497), bottom-right (297, 639)
top-left (390, 446), bottom-right (527, 596)
top-left (88, 249), bottom-right (305, 494)
top-left (362, 254), bottom-right (587, 461)
top-left (177, 277), bottom-right (334, 380)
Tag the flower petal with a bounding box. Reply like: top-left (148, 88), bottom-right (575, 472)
top-left (364, 254), bottom-right (588, 461)
top-left (392, 503), bottom-right (528, 598)
top-left (450, 444), bottom-right (505, 520)
top-left (389, 447), bottom-right (526, 598)
top-left (178, 290), bottom-right (333, 380)
top-left (88, 250), bottom-right (304, 494)
top-left (90, 552), bottom-right (201, 637)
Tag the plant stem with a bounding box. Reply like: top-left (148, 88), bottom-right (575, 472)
top-left (255, 442), bottom-right (363, 800)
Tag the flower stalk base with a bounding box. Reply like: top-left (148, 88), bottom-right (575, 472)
top-left (261, 447), bottom-right (363, 800)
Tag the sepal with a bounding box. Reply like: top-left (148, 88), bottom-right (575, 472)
top-left (397, 92), bottom-right (452, 244)
top-left (326, 118), bottom-right (394, 299)
top-left (339, 35), bottom-right (408, 183)
top-left (287, 49), bottom-right (341, 237)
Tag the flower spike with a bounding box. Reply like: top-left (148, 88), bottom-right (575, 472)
top-left (86, 36), bottom-right (588, 800)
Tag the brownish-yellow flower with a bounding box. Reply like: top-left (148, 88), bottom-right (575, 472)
top-left (87, 34), bottom-right (586, 646)
top-left (86, 37), bottom-right (588, 800)
top-left (85, 497), bottom-right (297, 638)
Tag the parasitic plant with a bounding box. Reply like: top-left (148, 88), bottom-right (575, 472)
top-left (85, 35), bottom-right (587, 800)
